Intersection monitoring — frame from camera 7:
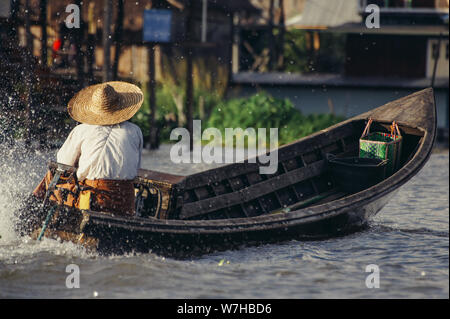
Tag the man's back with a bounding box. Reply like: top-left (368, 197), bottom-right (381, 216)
top-left (57, 121), bottom-right (143, 181)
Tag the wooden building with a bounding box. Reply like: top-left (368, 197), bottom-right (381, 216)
top-left (230, 0), bottom-right (449, 143)
top-left (2, 0), bottom-right (260, 84)
top-left (343, 0), bottom-right (449, 79)
top-left (1, 0), bottom-right (262, 146)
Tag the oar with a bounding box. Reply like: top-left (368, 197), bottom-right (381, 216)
top-left (38, 165), bottom-right (66, 241)
top-left (37, 205), bottom-right (57, 241)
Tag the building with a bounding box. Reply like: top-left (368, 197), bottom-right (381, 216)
top-left (342, 0), bottom-right (449, 80)
top-left (230, 0), bottom-right (449, 143)
top-left (0, 0), bottom-right (261, 145)
top-left (2, 0), bottom-right (259, 83)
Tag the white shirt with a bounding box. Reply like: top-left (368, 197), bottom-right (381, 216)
top-left (57, 121), bottom-right (143, 181)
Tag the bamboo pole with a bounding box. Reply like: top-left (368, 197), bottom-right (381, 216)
top-left (24, 0), bottom-right (32, 52)
top-left (276, 0), bottom-right (285, 71)
top-left (185, 1), bottom-right (194, 150)
top-left (75, 0), bottom-right (85, 88)
top-left (148, 43), bottom-right (158, 149)
top-left (102, 0), bottom-right (113, 82)
top-left (8, 0), bottom-right (20, 41)
top-left (268, 0), bottom-right (275, 71)
top-left (87, 2), bottom-right (96, 84)
top-left (146, 0), bottom-right (166, 149)
top-left (430, 33), bottom-right (442, 89)
top-left (112, 0), bottom-right (124, 80)
top-left (24, 0), bottom-right (33, 146)
top-left (40, 0), bottom-right (47, 66)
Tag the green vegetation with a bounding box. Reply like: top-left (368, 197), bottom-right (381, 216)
top-left (239, 28), bottom-right (346, 74)
top-left (206, 92), bottom-right (345, 146)
top-left (131, 52), bottom-right (229, 145)
top-left (130, 83), bottom-right (223, 144)
top-left (132, 88), bottom-right (345, 147)
top-left (282, 29), bottom-right (347, 74)
top-left (131, 83), bottom-right (178, 143)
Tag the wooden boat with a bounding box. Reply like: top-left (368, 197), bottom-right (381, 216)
top-left (17, 88), bottom-right (436, 257)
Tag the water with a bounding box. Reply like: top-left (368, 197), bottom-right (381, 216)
top-left (0, 144), bottom-right (448, 299)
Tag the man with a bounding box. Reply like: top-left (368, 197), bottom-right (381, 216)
top-left (33, 81), bottom-right (144, 216)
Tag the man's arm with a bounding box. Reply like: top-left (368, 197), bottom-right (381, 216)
top-left (56, 126), bottom-right (82, 167)
top-left (137, 127), bottom-right (143, 170)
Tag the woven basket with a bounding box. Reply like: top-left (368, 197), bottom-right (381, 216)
top-left (359, 119), bottom-right (403, 176)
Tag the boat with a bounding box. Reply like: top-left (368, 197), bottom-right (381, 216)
top-left (16, 88), bottom-right (436, 257)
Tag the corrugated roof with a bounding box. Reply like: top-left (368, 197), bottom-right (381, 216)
top-left (176, 0), bottom-right (261, 13)
top-left (288, 0), bottom-right (361, 28)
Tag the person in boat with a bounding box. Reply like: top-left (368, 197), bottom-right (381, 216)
top-left (33, 81), bottom-right (144, 216)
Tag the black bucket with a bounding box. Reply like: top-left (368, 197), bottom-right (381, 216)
top-left (326, 154), bottom-right (388, 193)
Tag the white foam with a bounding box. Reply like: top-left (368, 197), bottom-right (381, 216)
top-left (0, 143), bottom-right (95, 260)
top-left (0, 144), bottom-right (42, 243)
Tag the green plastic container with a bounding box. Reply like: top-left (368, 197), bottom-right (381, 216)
top-left (359, 120), bottom-right (402, 176)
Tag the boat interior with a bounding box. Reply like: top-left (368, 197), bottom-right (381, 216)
top-left (130, 119), bottom-right (425, 221)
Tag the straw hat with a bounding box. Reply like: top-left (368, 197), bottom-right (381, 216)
top-left (67, 81), bottom-right (144, 125)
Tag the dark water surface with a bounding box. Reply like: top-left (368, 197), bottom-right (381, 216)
top-left (0, 145), bottom-right (448, 298)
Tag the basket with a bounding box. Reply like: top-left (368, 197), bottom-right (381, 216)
top-left (359, 119), bottom-right (403, 176)
top-left (327, 154), bottom-right (388, 193)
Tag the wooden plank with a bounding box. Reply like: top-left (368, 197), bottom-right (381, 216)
top-left (273, 191), bottom-right (284, 209)
top-left (179, 159), bottom-right (327, 219)
top-left (255, 197), bottom-right (269, 214)
top-left (340, 138), bottom-right (346, 152)
top-left (276, 124), bottom-right (355, 164)
top-left (355, 88), bottom-right (434, 134)
top-left (229, 176), bottom-right (251, 217)
top-left (310, 178), bottom-right (319, 195)
top-left (269, 189), bottom-right (346, 215)
top-left (182, 124), bottom-right (355, 190)
top-left (281, 162), bottom-right (301, 202)
top-left (246, 173), bottom-right (269, 214)
top-left (138, 169), bottom-right (185, 185)
top-left (209, 181), bottom-right (232, 219)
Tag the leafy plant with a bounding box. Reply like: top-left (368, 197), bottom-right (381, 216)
top-left (206, 92), bottom-right (345, 147)
top-left (130, 83), bottom-right (224, 144)
top-left (132, 85), bottom-right (345, 147)
top-left (283, 29), bottom-right (347, 74)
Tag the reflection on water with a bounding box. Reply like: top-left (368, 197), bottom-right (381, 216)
top-left (0, 144), bottom-right (448, 298)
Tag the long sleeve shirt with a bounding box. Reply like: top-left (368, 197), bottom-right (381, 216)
top-left (56, 121), bottom-right (143, 181)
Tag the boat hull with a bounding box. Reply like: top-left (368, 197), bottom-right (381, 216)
top-left (65, 188), bottom-right (396, 257)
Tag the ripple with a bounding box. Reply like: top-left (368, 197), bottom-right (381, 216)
top-left (0, 148), bottom-right (448, 298)
top-left (368, 224), bottom-right (449, 238)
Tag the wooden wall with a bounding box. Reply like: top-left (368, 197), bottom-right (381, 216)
top-left (345, 34), bottom-right (427, 78)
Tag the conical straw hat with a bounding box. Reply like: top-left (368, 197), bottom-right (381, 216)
top-left (67, 81), bottom-right (144, 125)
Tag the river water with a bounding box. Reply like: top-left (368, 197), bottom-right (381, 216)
top-left (0, 144), bottom-right (448, 299)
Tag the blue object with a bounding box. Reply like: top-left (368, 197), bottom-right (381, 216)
top-left (143, 9), bottom-right (172, 43)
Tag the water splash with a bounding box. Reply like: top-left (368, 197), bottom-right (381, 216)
top-left (0, 142), bottom-right (94, 261)
top-left (0, 143), bottom-right (45, 240)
